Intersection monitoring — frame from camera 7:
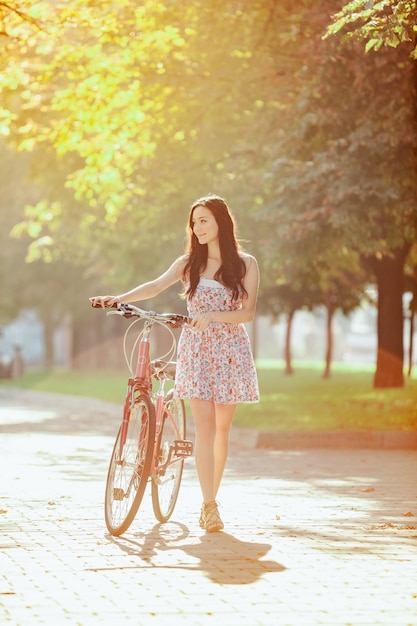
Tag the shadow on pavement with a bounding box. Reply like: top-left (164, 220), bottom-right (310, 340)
top-left (104, 522), bottom-right (285, 584)
top-left (178, 531), bottom-right (285, 584)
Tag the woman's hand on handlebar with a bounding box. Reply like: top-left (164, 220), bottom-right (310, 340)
top-left (89, 295), bottom-right (120, 308)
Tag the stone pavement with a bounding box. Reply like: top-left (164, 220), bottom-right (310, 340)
top-left (0, 387), bottom-right (416, 626)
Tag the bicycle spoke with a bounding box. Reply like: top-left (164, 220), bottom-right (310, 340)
top-left (151, 393), bottom-right (188, 523)
top-left (104, 395), bottom-right (155, 535)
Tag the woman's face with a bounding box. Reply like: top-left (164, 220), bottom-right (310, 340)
top-left (191, 205), bottom-right (219, 246)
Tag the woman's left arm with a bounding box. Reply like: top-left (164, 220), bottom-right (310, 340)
top-left (191, 255), bottom-right (260, 331)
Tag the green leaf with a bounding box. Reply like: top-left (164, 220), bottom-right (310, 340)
top-left (365, 38), bottom-right (379, 52)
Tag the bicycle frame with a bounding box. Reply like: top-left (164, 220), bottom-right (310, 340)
top-left (119, 316), bottom-right (191, 472)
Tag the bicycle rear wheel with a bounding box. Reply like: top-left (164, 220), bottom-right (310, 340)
top-left (104, 393), bottom-right (155, 536)
top-left (151, 392), bottom-right (186, 523)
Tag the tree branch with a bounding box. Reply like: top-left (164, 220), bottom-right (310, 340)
top-left (0, 1), bottom-right (43, 36)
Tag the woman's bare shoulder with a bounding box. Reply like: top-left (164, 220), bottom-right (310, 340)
top-left (174, 254), bottom-right (189, 269)
top-left (240, 252), bottom-right (258, 269)
top-left (170, 254), bottom-right (189, 278)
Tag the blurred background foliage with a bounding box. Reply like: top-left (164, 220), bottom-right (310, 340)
top-left (1, 0), bottom-right (416, 387)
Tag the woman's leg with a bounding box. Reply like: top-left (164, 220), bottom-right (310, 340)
top-left (189, 400), bottom-right (238, 502)
top-left (213, 403), bottom-right (237, 498)
top-left (188, 399), bottom-right (216, 503)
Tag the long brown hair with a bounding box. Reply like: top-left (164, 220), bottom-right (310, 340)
top-left (182, 195), bottom-right (247, 300)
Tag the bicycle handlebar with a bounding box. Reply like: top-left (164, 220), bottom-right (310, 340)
top-left (91, 301), bottom-right (190, 329)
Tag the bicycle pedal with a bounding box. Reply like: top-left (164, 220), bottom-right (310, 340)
top-left (113, 487), bottom-right (125, 501)
top-left (172, 439), bottom-right (194, 457)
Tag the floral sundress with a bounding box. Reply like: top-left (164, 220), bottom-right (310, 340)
top-left (174, 277), bottom-right (260, 404)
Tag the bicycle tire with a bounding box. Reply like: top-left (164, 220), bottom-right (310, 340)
top-left (151, 391), bottom-right (186, 523)
top-left (104, 393), bottom-right (155, 536)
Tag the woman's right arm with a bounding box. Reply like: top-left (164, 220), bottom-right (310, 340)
top-left (89, 256), bottom-right (187, 308)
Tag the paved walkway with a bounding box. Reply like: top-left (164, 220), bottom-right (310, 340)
top-left (0, 388), bottom-right (416, 626)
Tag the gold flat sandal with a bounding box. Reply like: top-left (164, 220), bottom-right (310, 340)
top-left (201, 501), bottom-right (224, 532)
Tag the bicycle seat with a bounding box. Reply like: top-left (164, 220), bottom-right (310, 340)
top-left (151, 360), bottom-right (177, 380)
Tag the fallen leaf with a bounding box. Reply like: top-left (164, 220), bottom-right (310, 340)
top-left (360, 487), bottom-right (375, 493)
top-left (404, 511), bottom-right (414, 517)
top-left (275, 515), bottom-right (281, 520)
top-left (0, 510), bottom-right (7, 515)
top-left (367, 522), bottom-right (396, 530)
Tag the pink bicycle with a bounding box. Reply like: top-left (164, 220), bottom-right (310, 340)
top-left (92, 302), bottom-right (193, 536)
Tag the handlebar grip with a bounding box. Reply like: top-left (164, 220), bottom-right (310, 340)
top-left (164, 314), bottom-right (191, 328)
top-left (91, 302), bottom-right (118, 309)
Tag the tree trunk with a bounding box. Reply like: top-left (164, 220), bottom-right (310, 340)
top-left (408, 307), bottom-right (414, 378)
top-left (284, 309), bottom-right (295, 375)
top-left (366, 248), bottom-right (409, 388)
top-left (323, 292), bottom-right (333, 379)
top-left (407, 285), bottom-right (416, 378)
top-left (38, 307), bottom-right (56, 368)
top-left (43, 314), bottom-right (55, 369)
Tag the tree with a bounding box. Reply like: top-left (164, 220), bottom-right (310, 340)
top-left (257, 1), bottom-right (417, 387)
top-left (320, 264), bottom-right (367, 378)
top-left (404, 243), bottom-right (417, 375)
top-left (325, 0), bottom-right (417, 386)
top-left (259, 221), bottom-right (367, 377)
top-left (326, 0), bottom-right (417, 56)
top-left (1, 0), bottom-right (277, 366)
top-left (261, 282), bottom-right (322, 375)
top-left (1, 1), bottom-right (271, 255)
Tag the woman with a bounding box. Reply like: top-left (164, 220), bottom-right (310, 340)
top-left (90, 194), bottom-right (260, 532)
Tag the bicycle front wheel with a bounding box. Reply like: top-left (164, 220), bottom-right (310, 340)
top-left (104, 394), bottom-right (155, 536)
top-left (151, 391), bottom-right (186, 523)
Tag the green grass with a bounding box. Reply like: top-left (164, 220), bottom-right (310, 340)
top-left (1, 368), bottom-right (129, 404)
top-left (2, 363), bottom-right (417, 432)
top-left (238, 362), bottom-right (417, 432)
